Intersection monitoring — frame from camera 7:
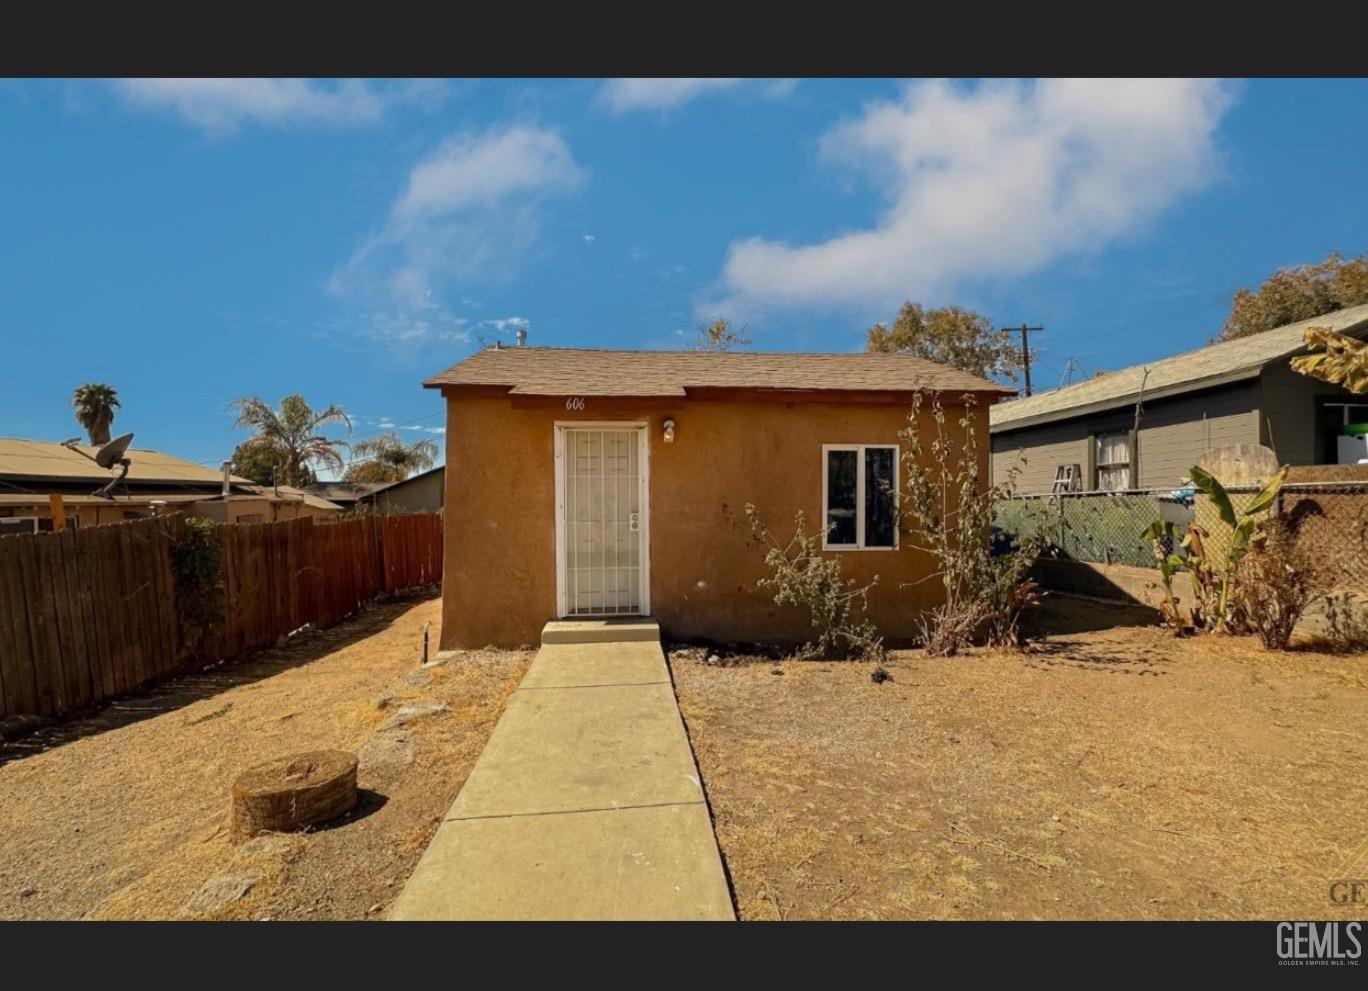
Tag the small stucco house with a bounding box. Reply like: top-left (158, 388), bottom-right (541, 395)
top-left (423, 346), bottom-right (1012, 648)
top-left (991, 303), bottom-right (1368, 493)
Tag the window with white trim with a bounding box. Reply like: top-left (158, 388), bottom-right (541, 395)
top-left (1094, 431), bottom-right (1131, 491)
top-left (822, 445), bottom-right (898, 549)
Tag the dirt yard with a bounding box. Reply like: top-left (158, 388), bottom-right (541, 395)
top-left (0, 593), bottom-right (532, 921)
top-left (672, 596), bottom-right (1368, 921)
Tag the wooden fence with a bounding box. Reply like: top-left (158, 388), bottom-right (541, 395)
top-left (0, 512), bottom-right (443, 721)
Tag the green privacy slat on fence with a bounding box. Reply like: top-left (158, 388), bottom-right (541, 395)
top-left (995, 492), bottom-right (1185, 568)
top-left (995, 483), bottom-right (1368, 589)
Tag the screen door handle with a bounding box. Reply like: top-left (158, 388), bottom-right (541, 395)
top-left (629, 512), bottom-right (640, 532)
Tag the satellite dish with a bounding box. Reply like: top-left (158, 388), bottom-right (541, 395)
top-left (95, 433), bottom-right (134, 469)
top-left (62, 433), bottom-right (135, 499)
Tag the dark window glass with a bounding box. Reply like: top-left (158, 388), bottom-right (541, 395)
top-left (826, 449), bottom-right (857, 544)
top-left (864, 447), bottom-right (896, 547)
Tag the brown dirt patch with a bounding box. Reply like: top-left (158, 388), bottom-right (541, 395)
top-left (0, 594), bottom-right (531, 920)
top-left (672, 595), bottom-right (1368, 920)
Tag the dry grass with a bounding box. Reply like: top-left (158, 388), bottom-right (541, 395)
top-left (672, 596), bottom-right (1368, 920)
top-left (0, 594), bottom-right (531, 921)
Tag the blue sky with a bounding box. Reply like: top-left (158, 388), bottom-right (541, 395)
top-left (2, 77), bottom-right (1366, 474)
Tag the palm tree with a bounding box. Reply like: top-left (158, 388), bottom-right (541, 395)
top-left (693, 318), bottom-right (751, 352)
top-left (71, 383), bottom-right (122, 445)
top-left (342, 432), bottom-right (439, 484)
top-left (229, 436), bottom-right (295, 487)
top-left (228, 394), bottom-right (351, 488)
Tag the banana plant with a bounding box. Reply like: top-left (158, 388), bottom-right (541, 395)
top-left (1141, 519), bottom-right (1187, 630)
top-left (1186, 464), bottom-right (1287, 628)
top-left (1290, 327), bottom-right (1368, 395)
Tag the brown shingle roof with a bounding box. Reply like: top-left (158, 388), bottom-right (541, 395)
top-left (0, 437), bottom-right (249, 486)
top-left (424, 347), bottom-right (1014, 398)
top-left (238, 485), bottom-right (345, 512)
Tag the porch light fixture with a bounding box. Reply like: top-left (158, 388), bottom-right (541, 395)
top-left (662, 418), bottom-right (676, 443)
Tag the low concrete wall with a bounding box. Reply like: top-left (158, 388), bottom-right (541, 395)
top-left (1032, 558), bottom-right (1188, 610)
top-left (1031, 558), bottom-right (1367, 641)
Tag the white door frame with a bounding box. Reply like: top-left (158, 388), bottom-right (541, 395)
top-left (553, 421), bottom-right (651, 618)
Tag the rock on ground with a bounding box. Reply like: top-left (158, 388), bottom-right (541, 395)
top-left (357, 730), bottom-right (416, 776)
top-left (184, 869), bottom-right (264, 917)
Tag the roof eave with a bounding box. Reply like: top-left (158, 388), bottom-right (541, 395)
top-left (989, 367), bottom-right (1262, 434)
top-left (431, 382), bottom-right (1015, 402)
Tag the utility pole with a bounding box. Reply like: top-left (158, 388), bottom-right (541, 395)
top-left (1000, 324), bottom-right (1043, 396)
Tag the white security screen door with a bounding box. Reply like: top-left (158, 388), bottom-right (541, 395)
top-left (555, 424), bottom-right (649, 617)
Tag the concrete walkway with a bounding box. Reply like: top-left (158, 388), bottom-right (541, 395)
top-left (389, 621), bottom-right (735, 921)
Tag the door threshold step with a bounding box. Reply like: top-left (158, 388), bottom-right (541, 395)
top-left (541, 618), bottom-right (660, 645)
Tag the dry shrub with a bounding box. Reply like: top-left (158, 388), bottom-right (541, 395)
top-left (1322, 591), bottom-right (1368, 651)
top-left (1234, 516), bottom-right (1330, 650)
top-left (900, 392), bottom-right (1041, 656)
top-left (744, 505), bottom-right (884, 661)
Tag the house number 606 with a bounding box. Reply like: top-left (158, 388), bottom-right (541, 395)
top-left (565, 396), bottom-right (586, 411)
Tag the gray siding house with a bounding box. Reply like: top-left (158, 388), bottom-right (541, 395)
top-left (362, 465), bottom-right (444, 515)
top-left (991, 303), bottom-right (1368, 493)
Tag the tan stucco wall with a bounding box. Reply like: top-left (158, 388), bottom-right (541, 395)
top-left (0, 501), bottom-right (170, 527)
top-left (0, 494), bottom-right (339, 528)
top-left (188, 498), bottom-right (339, 524)
top-left (439, 394), bottom-right (987, 649)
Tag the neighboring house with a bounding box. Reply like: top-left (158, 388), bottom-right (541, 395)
top-left (423, 346), bottom-right (1013, 648)
top-left (0, 437), bottom-right (342, 533)
top-left (301, 480), bottom-right (387, 511)
top-left (990, 303), bottom-right (1368, 493)
top-left (190, 484), bottom-right (345, 524)
top-left (360, 465), bottom-right (445, 515)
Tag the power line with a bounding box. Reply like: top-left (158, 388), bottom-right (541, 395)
top-left (999, 324), bottom-right (1044, 397)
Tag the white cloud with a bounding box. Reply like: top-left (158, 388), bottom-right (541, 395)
top-left (762, 79), bottom-right (799, 101)
top-left (600, 78), bottom-right (741, 112)
top-left (113, 78), bottom-right (443, 132)
top-left (334, 125), bottom-right (585, 309)
top-left (598, 78), bottom-right (797, 114)
top-left (711, 78), bottom-right (1235, 315)
top-left (391, 126), bottom-right (583, 224)
top-left (481, 316), bottom-right (530, 333)
top-left (352, 308), bottom-right (471, 346)
top-left (582, 233), bottom-right (596, 244)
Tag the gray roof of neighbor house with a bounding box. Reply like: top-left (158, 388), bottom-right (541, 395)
top-left (301, 481), bottom-right (387, 504)
top-left (361, 464), bottom-right (444, 499)
top-left (424, 347), bottom-right (1015, 397)
top-left (990, 303), bottom-right (1368, 433)
top-left (238, 485), bottom-right (344, 512)
top-left (0, 437), bottom-right (250, 486)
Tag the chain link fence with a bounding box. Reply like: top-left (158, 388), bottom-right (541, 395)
top-left (994, 481), bottom-right (1368, 590)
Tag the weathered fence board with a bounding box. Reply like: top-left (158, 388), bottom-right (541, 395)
top-left (0, 511), bottom-right (443, 721)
